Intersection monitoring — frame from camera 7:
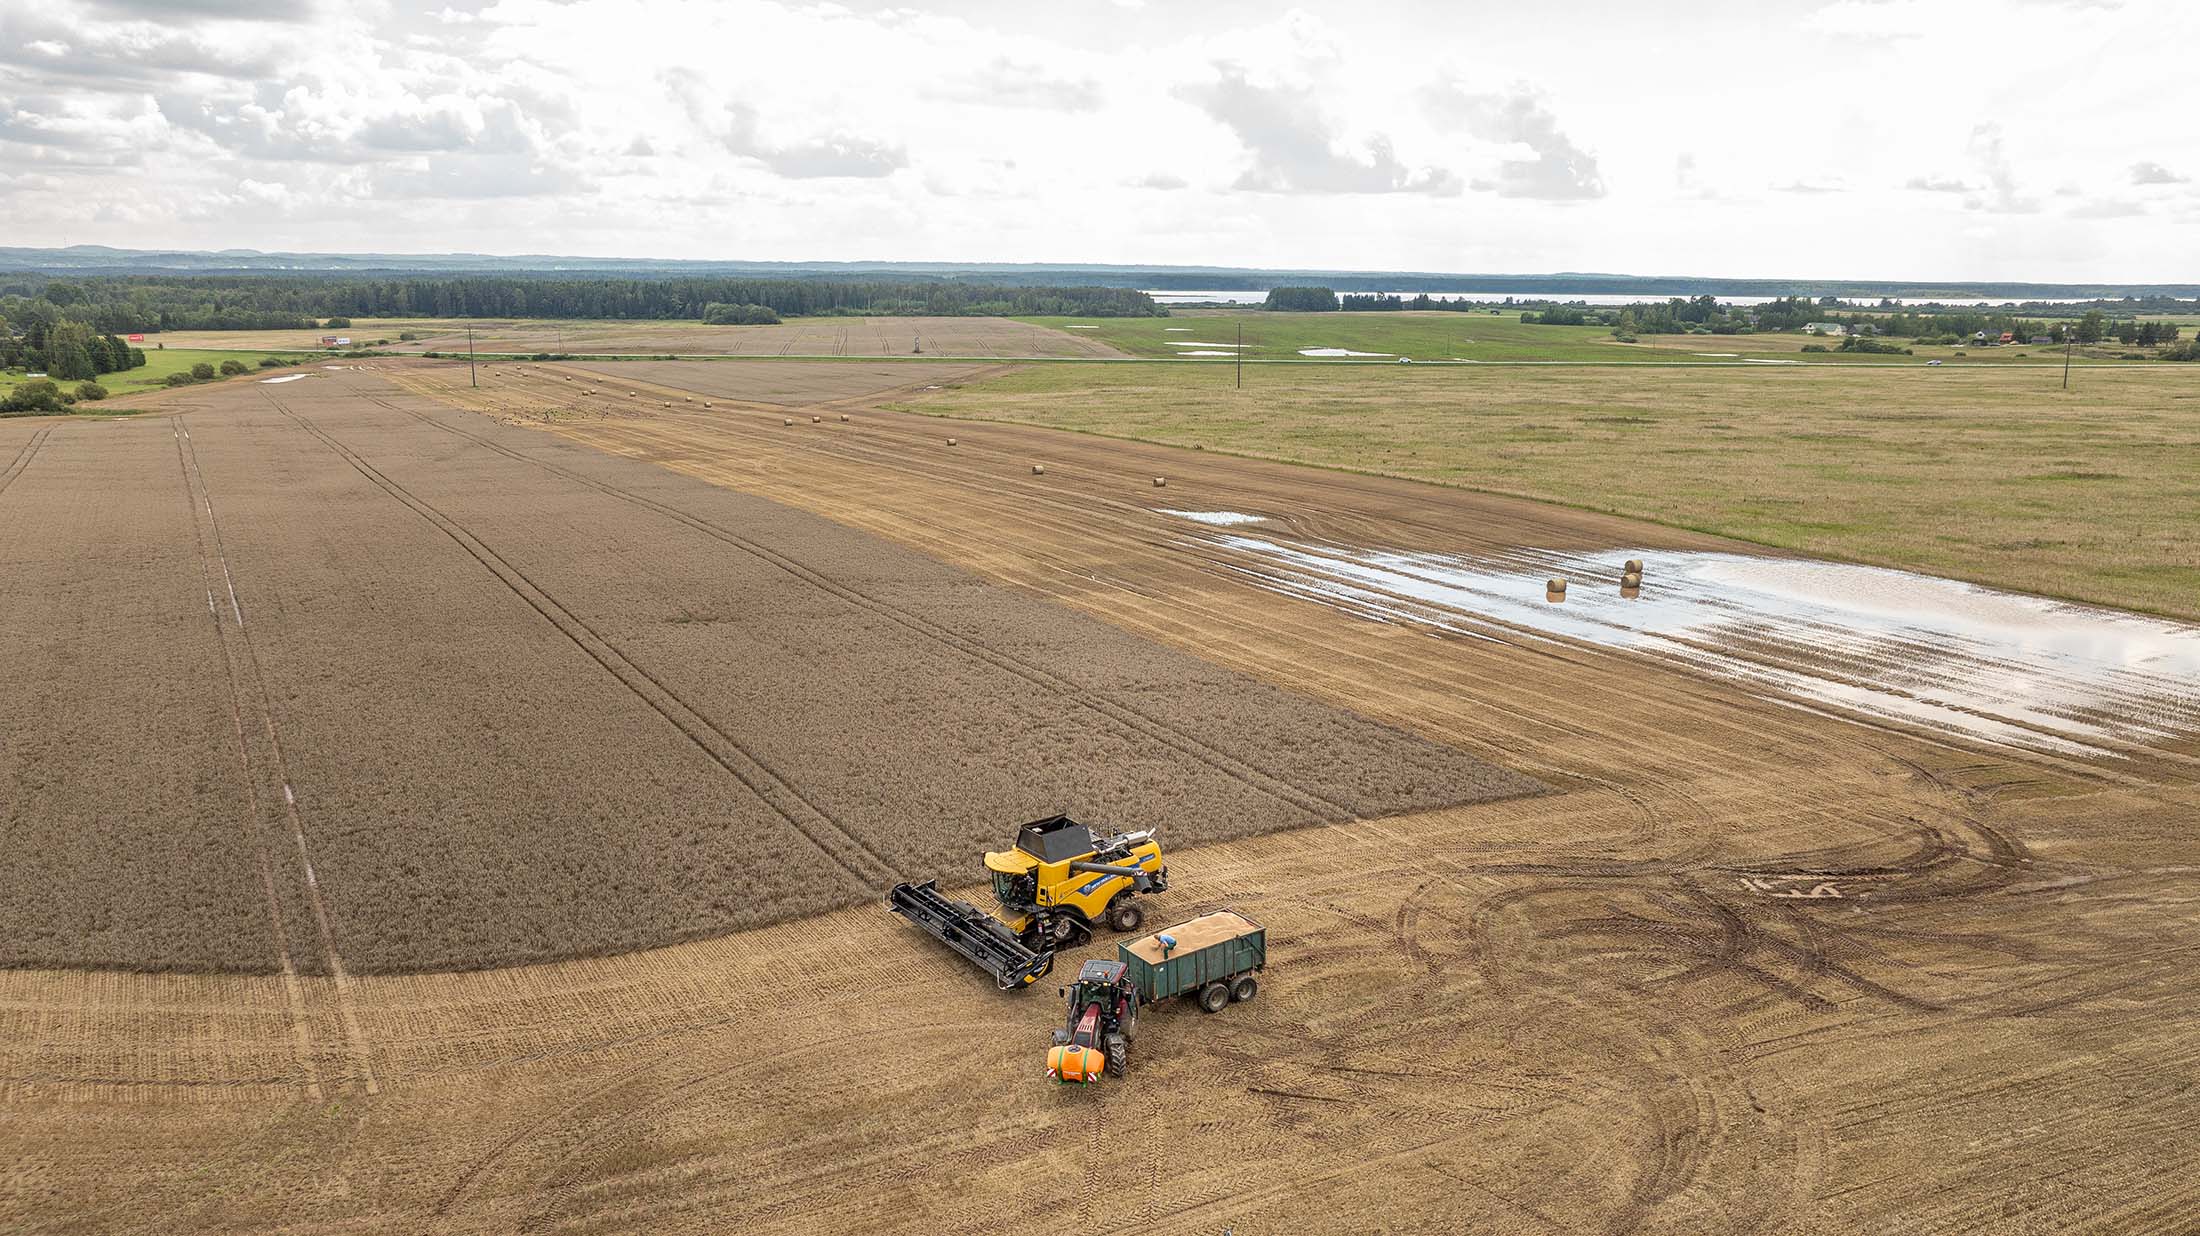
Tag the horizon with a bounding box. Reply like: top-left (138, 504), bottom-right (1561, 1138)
top-left (4, 242), bottom-right (2197, 296)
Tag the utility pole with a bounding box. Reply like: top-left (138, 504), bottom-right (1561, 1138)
top-left (2061, 328), bottom-right (2074, 391)
top-left (468, 326), bottom-right (477, 388)
top-left (1235, 320), bottom-right (1242, 389)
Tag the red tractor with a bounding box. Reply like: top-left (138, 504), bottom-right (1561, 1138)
top-left (1045, 959), bottom-right (1139, 1083)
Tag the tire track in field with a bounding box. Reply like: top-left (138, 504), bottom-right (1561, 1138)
top-left (420, 367), bottom-right (1753, 858)
top-left (260, 391), bottom-right (902, 895)
top-left (368, 386), bottom-right (1367, 831)
top-left (594, 393), bottom-right (2055, 824)
top-left (541, 397), bottom-right (1749, 843)
top-left (167, 417), bottom-right (350, 1098)
top-left (440, 1020), bottom-right (995, 1233)
top-left (0, 425), bottom-right (52, 499)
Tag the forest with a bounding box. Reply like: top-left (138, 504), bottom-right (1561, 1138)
top-left (0, 275), bottom-right (1160, 333)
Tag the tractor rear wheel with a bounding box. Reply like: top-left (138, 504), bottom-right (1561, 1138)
top-left (1198, 982), bottom-right (1230, 1014)
top-left (1107, 900), bottom-right (1143, 933)
top-left (1104, 1033), bottom-right (1128, 1077)
top-left (1231, 976), bottom-right (1259, 1003)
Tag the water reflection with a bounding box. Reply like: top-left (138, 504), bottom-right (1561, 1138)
top-left (1187, 530), bottom-right (2200, 757)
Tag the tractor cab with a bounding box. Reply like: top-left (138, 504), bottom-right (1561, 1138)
top-left (1065, 959), bottom-right (1130, 1022)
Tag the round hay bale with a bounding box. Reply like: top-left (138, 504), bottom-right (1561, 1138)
top-left (784, 418), bottom-right (794, 427)
top-left (661, 402), bottom-right (671, 408)
top-left (683, 396), bottom-right (692, 402)
top-left (1624, 558), bottom-right (1644, 576)
top-left (840, 414), bottom-right (850, 422)
top-left (1032, 464), bottom-right (1046, 475)
top-left (811, 416), bottom-right (821, 424)
top-left (1620, 582), bottom-right (1642, 599)
top-left (1546, 577), bottom-right (1567, 597)
top-left (947, 437), bottom-right (958, 446)
top-left (702, 401), bottom-right (712, 408)
top-left (1621, 570), bottom-right (1642, 589)
top-left (1153, 477), bottom-right (1167, 487)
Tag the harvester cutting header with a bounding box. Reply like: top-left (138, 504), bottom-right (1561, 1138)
top-left (888, 815), bottom-right (1169, 989)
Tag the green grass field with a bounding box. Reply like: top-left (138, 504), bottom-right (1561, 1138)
top-left (898, 360), bottom-right (2200, 621)
top-left (1, 349), bottom-right (314, 407)
top-left (1017, 309), bottom-right (2154, 367)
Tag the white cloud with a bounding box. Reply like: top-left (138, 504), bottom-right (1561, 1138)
top-left (0, 0), bottom-right (2192, 279)
top-left (1421, 81), bottom-right (1603, 201)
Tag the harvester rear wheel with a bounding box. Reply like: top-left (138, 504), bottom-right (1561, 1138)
top-left (1231, 976), bottom-right (1259, 1003)
top-left (1198, 982), bottom-right (1230, 1014)
top-left (1107, 900), bottom-right (1143, 933)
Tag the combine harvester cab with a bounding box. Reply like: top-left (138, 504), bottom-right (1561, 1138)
top-left (887, 815), bottom-right (1168, 991)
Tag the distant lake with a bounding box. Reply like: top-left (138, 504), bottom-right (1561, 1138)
top-left (1143, 289), bottom-right (2102, 308)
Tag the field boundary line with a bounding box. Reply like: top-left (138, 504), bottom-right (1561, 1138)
top-left (260, 391), bottom-right (901, 894)
top-left (167, 417), bottom-right (329, 1100)
top-left (376, 381), bottom-right (1361, 828)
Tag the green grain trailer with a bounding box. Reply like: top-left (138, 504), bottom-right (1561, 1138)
top-left (1118, 910), bottom-right (1265, 1014)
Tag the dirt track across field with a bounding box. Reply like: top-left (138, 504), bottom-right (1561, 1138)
top-left (3, 357), bottom-right (2198, 1234)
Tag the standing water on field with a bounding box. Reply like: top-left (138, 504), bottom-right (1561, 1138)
top-left (1187, 531), bottom-right (2200, 757)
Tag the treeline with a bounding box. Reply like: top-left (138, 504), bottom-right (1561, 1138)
top-left (0, 276), bottom-right (1160, 332)
top-left (1265, 287), bottom-right (1340, 312)
top-left (1340, 293), bottom-right (1504, 313)
top-left (701, 302), bottom-right (782, 325)
top-left (0, 309), bottom-right (147, 380)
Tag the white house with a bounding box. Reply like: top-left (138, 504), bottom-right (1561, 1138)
top-left (1803, 322), bottom-right (1848, 337)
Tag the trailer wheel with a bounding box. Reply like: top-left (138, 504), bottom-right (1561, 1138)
top-left (1107, 900), bottom-right (1143, 933)
top-left (1230, 976), bottom-right (1259, 1003)
top-left (1198, 982), bottom-right (1230, 1014)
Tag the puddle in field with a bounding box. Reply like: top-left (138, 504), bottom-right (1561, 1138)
top-left (1160, 510), bottom-right (1267, 526)
top-left (260, 374), bottom-right (309, 384)
top-left (1166, 340), bottom-right (1244, 348)
top-left (1693, 352), bottom-right (1739, 357)
top-left (1298, 347), bottom-right (1393, 358)
top-left (1063, 325), bottom-right (1099, 329)
top-left (1196, 533), bottom-right (2200, 756)
top-left (1743, 358), bottom-right (1800, 364)
top-left (1174, 351), bottom-right (1239, 357)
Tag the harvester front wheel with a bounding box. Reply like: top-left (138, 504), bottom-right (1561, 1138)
top-left (1198, 982), bottom-right (1230, 1014)
top-left (1231, 976), bottom-right (1259, 1003)
top-left (1107, 899), bottom-right (1143, 933)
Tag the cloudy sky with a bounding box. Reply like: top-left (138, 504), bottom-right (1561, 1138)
top-left (2, 0), bottom-right (2195, 279)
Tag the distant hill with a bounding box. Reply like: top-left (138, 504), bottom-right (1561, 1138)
top-left (1, 245), bottom-right (2194, 301)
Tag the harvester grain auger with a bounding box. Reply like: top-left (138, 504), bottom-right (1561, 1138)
top-left (887, 815), bottom-right (1169, 991)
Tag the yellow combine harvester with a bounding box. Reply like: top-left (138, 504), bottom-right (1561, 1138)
top-left (887, 815), bottom-right (1169, 990)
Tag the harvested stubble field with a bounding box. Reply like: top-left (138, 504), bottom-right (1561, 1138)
top-left (145, 315), bottom-right (1129, 360)
top-left (3, 357), bottom-right (2198, 1234)
top-left (561, 358), bottom-right (1004, 406)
